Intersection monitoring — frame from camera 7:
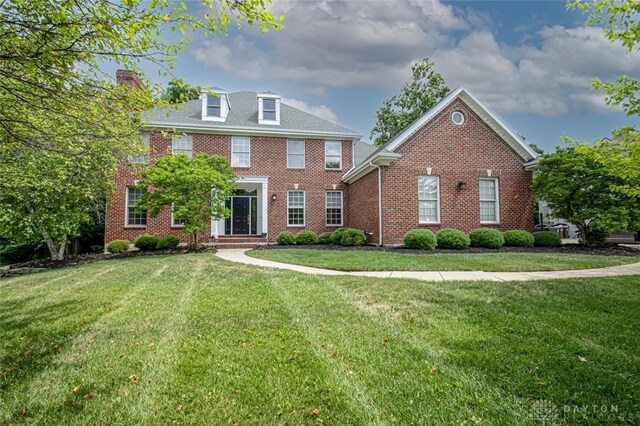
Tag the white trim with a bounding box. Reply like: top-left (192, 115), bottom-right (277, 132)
top-left (451, 110), bottom-right (465, 126)
top-left (128, 132), bottom-right (150, 164)
top-left (325, 140), bottom-right (342, 170)
top-left (201, 93), bottom-right (229, 122)
top-left (171, 203), bottom-right (185, 228)
top-left (145, 121), bottom-right (361, 141)
top-left (231, 136), bottom-right (251, 168)
top-left (287, 189), bottom-right (305, 227)
top-left (172, 134), bottom-right (193, 158)
top-left (418, 176), bottom-right (440, 224)
top-left (341, 152), bottom-right (401, 184)
top-left (479, 177), bottom-right (500, 224)
top-left (125, 186), bottom-right (147, 227)
top-left (258, 95), bottom-right (281, 125)
top-left (325, 190), bottom-right (344, 227)
top-left (287, 139), bottom-right (305, 169)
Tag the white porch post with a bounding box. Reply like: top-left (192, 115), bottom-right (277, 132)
top-left (261, 180), bottom-right (268, 238)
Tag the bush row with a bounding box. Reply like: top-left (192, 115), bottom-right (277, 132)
top-left (403, 229), bottom-right (561, 250)
top-left (106, 234), bottom-right (181, 253)
top-left (276, 228), bottom-right (366, 246)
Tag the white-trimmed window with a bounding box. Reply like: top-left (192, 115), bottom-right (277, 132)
top-left (172, 134), bottom-right (192, 158)
top-left (326, 191), bottom-right (343, 226)
top-left (287, 190), bottom-right (305, 226)
top-left (207, 94), bottom-right (221, 117)
top-left (325, 141), bottom-right (342, 170)
top-left (129, 133), bottom-right (150, 164)
top-left (287, 139), bottom-right (305, 169)
top-left (263, 98), bottom-right (277, 121)
top-left (418, 176), bottom-right (440, 223)
top-left (231, 136), bottom-right (250, 167)
top-left (479, 178), bottom-right (500, 223)
top-left (126, 187), bottom-right (147, 226)
top-left (171, 204), bottom-right (186, 227)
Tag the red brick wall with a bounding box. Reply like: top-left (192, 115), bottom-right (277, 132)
top-left (346, 169), bottom-right (380, 244)
top-left (380, 98), bottom-right (534, 245)
top-left (105, 133), bottom-right (353, 244)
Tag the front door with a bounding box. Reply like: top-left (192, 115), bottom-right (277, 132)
top-left (232, 197), bottom-right (250, 234)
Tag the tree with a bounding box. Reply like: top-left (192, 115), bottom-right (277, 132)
top-left (569, 0), bottom-right (640, 116)
top-left (370, 58), bottom-right (449, 147)
top-left (136, 153), bottom-right (236, 249)
top-left (532, 144), bottom-right (640, 246)
top-left (160, 79), bottom-right (201, 104)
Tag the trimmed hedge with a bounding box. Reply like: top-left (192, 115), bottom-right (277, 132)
top-left (339, 228), bottom-right (365, 246)
top-left (276, 231), bottom-right (296, 245)
top-left (134, 234), bottom-right (161, 251)
top-left (330, 228), bottom-right (349, 244)
top-left (436, 229), bottom-right (470, 250)
top-left (503, 230), bottom-right (534, 247)
top-left (469, 228), bottom-right (505, 249)
top-left (157, 235), bottom-right (180, 250)
top-left (295, 230), bottom-right (318, 245)
top-left (106, 240), bottom-right (129, 253)
top-left (403, 229), bottom-right (437, 250)
top-left (318, 232), bottom-right (333, 244)
top-left (533, 231), bottom-right (562, 247)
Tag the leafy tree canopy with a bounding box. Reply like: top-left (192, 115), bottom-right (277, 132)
top-left (136, 153), bottom-right (236, 249)
top-left (160, 79), bottom-right (201, 104)
top-left (370, 58), bottom-right (449, 147)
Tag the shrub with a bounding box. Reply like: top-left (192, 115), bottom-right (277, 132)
top-left (403, 229), bottom-right (437, 250)
top-left (106, 240), bottom-right (130, 253)
top-left (339, 228), bottom-right (366, 246)
top-left (134, 234), bottom-right (161, 251)
top-left (276, 231), bottom-right (295, 245)
top-left (295, 230), bottom-right (318, 245)
top-left (503, 230), bottom-right (534, 247)
top-left (330, 228), bottom-right (349, 244)
top-left (318, 232), bottom-right (333, 244)
top-left (437, 229), bottom-right (470, 250)
top-left (157, 235), bottom-right (180, 250)
top-left (469, 228), bottom-right (505, 249)
top-left (533, 231), bottom-right (562, 247)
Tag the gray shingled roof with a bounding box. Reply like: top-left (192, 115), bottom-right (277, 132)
top-left (353, 140), bottom-right (378, 166)
top-left (145, 91), bottom-right (360, 137)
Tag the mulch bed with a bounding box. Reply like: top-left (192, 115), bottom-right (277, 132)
top-left (253, 243), bottom-right (640, 257)
top-left (1, 247), bottom-right (214, 276)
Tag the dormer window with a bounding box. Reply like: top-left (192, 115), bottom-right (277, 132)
top-left (201, 88), bottom-right (228, 122)
top-left (258, 92), bottom-right (280, 125)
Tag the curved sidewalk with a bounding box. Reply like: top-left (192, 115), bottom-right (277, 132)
top-left (215, 249), bottom-right (640, 282)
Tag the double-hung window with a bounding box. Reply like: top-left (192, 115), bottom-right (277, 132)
top-left (287, 139), bottom-right (305, 168)
top-left (172, 134), bottom-right (192, 158)
top-left (207, 94), bottom-right (221, 117)
top-left (172, 203), bottom-right (186, 227)
top-left (129, 133), bottom-right (150, 164)
top-left (325, 141), bottom-right (342, 170)
top-left (126, 187), bottom-right (147, 226)
top-left (231, 136), bottom-right (250, 167)
top-left (287, 190), bottom-right (305, 226)
top-left (418, 176), bottom-right (440, 223)
top-left (479, 178), bottom-right (499, 223)
top-left (263, 99), bottom-right (277, 121)
top-left (326, 191), bottom-right (343, 226)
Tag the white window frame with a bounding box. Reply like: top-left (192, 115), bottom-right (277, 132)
top-left (206, 94), bottom-right (221, 117)
top-left (125, 186), bottom-right (147, 227)
top-left (231, 136), bottom-right (251, 168)
top-left (325, 191), bottom-right (344, 227)
top-left (287, 190), bottom-right (305, 227)
top-left (418, 176), bottom-right (440, 224)
top-left (172, 134), bottom-right (193, 158)
top-left (171, 203), bottom-right (186, 227)
top-left (129, 132), bottom-right (150, 164)
top-left (479, 178), bottom-right (500, 224)
top-left (287, 139), bottom-right (305, 169)
top-left (325, 140), bottom-right (342, 170)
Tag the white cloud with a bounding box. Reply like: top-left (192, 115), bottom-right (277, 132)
top-left (282, 97), bottom-right (338, 123)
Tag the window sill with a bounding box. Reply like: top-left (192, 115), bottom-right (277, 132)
top-left (480, 222), bottom-right (501, 225)
top-left (287, 225), bottom-right (306, 228)
top-left (325, 168), bottom-right (343, 172)
top-left (326, 224), bottom-right (343, 227)
top-left (418, 222), bottom-right (441, 226)
top-left (232, 165), bottom-right (251, 169)
top-left (287, 167), bottom-right (306, 170)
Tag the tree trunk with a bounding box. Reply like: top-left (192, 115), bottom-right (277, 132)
top-left (189, 231), bottom-right (198, 250)
top-left (42, 231), bottom-right (66, 260)
top-left (577, 223), bottom-right (590, 246)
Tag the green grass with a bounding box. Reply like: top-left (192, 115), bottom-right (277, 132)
top-left (247, 248), bottom-right (640, 272)
top-left (1, 254), bottom-right (638, 424)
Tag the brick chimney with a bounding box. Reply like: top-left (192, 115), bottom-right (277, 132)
top-left (116, 69), bottom-right (145, 89)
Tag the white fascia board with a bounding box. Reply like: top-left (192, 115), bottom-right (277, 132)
top-left (341, 152), bottom-right (401, 184)
top-left (384, 87), bottom-right (539, 163)
top-left (145, 121), bottom-right (362, 140)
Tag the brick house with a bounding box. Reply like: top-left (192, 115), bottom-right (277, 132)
top-left (105, 72), bottom-right (539, 247)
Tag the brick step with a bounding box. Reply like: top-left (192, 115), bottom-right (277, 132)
top-left (215, 242), bottom-right (261, 249)
top-left (215, 236), bottom-right (264, 244)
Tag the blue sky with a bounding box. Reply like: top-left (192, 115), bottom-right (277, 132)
top-left (140, 0), bottom-right (639, 151)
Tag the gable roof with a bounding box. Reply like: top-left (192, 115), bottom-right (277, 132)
top-left (144, 91), bottom-right (361, 140)
top-left (343, 87), bottom-right (540, 183)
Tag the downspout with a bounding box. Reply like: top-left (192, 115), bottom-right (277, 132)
top-left (369, 161), bottom-right (383, 247)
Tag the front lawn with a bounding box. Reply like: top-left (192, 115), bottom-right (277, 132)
top-left (1, 254), bottom-right (638, 424)
top-left (247, 248), bottom-right (640, 272)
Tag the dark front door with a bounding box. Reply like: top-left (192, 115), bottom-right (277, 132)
top-left (232, 197), bottom-right (250, 234)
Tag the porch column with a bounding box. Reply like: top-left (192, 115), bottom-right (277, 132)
top-left (261, 180), bottom-right (268, 238)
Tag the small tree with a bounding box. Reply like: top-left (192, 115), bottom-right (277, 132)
top-left (160, 79), bottom-right (201, 104)
top-left (370, 58), bottom-right (449, 147)
top-left (532, 144), bottom-right (640, 246)
top-left (136, 153), bottom-right (235, 249)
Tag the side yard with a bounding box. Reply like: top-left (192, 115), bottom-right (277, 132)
top-left (1, 254), bottom-right (638, 424)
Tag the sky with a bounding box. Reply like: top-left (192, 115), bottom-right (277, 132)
top-left (140, 0), bottom-right (639, 151)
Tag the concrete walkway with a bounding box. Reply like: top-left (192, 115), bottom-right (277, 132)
top-left (215, 249), bottom-right (640, 282)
